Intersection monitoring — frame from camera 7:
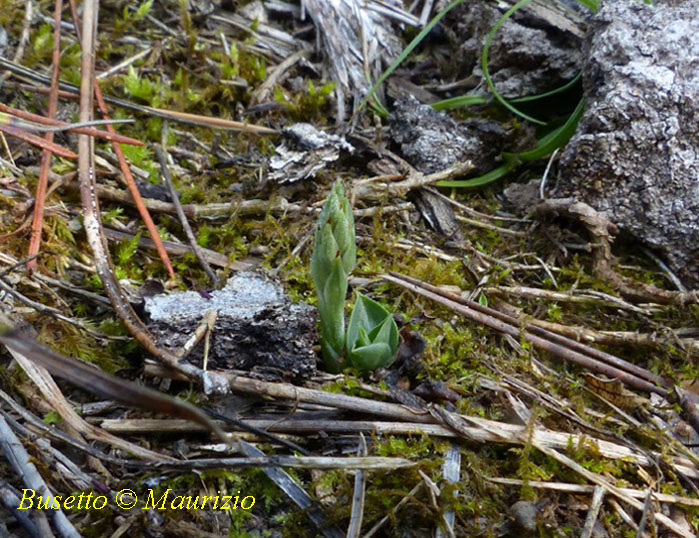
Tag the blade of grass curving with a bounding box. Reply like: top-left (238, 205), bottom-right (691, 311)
top-left (431, 94), bottom-right (491, 111)
top-left (511, 72), bottom-right (582, 104)
top-left (575, 0), bottom-right (599, 11)
top-left (482, 0), bottom-right (546, 125)
top-left (436, 99), bottom-right (584, 188)
top-left (437, 157), bottom-right (517, 189)
top-left (513, 97), bottom-right (585, 162)
top-left (359, 0), bottom-right (467, 112)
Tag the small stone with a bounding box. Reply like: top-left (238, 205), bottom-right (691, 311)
top-left (508, 500), bottom-right (538, 533)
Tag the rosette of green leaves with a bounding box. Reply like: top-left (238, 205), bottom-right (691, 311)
top-left (346, 293), bottom-right (399, 372)
top-left (310, 180), bottom-right (356, 373)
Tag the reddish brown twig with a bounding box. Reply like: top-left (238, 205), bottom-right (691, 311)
top-left (0, 103), bottom-right (144, 146)
top-left (0, 124), bottom-right (77, 159)
top-left (27, 0), bottom-right (63, 274)
top-left (68, 0), bottom-right (174, 278)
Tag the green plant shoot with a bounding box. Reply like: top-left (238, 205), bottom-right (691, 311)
top-left (346, 293), bottom-right (399, 372)
top-left (311, 180), bottom-right (356, 372)
top-left (311, 180), bottom-right (399, 373)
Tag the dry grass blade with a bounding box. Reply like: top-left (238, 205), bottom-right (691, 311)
top-left (0, 124), bottom-right (77, 158)
top-left (486, 477), bottom-right (699, 507)
top-left (156, 145), bottom-right (218, 287)
top-left (347, 434), bottom-right (368, 538)
top-left (239, 440), bottom-right (344, 538)
top-left (0, 104), bottom-right (143, 145)
top-left (0, 327), bottom-right (233, 450)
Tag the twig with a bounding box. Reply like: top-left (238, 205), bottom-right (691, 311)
top-left (101, 226), bottom-right (237, 269)
top-left (347, 434), bottom-right (367, 538)
top-left (486, 477), bottom-right (699, 507)
top-left (27, 0), bottom-right (63, 274)
top-left (580, 486), bottom-right (605, 538)
top-left (155, 144), bottom-right (219, 287)
top-left (68, 0), bottom-right (175, 279)
top-left (383, 272), bottom-right (669, 395)
top-left (0, 104), bottom-right (142, 145)
top-left (0, 414), bottom-right (81, 538)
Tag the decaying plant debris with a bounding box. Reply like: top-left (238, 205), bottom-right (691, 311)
top-left (1, 1), bottom-right (699, 537)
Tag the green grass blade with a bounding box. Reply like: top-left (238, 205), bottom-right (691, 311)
top-left (511, 72), bottom-right (582, 103)
top-left (482, 0), bottom-right (546, 125)
top-left (516, 98), bottom-right (585, 162)
top-left (431, 94), bottom-right (491, 111)
top-left (359, 0), bottom-right (468, 112)
top-left (437, 157), bottom-right (517, 188)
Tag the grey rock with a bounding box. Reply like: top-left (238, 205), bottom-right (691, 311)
top-left (557, 0), bottom-right (699, 288)
top-left (145, 272), bottom-right (317, 377)
top-left (390, 95), bottom-right (509, 174)
top-left (508, 500), bottom-right (538, 533)
top-left (445, 0), bottom-right (586, 98)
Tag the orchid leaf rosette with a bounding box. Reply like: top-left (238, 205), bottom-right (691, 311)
top-left (346, 293), bottom-right (399, 372)
top-left (310, 180), bottom-right (356, 372)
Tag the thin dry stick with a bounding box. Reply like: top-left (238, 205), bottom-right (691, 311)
top-left (73, 0), bottom-right (229, 392)
top-left (155, 145), bottom-right (219, 287)
top-left (0, 414), bottom-right (81, 538)
top-left (0, 124), bottom-right (77, 158)
top-left (636, 490), bottom-right (656, 538)
top-left (0, 103), bottom-right (143, 145)
top-left (347, 434), bottom-right (367, 538)
top-left (580, 486), bottom-right (605, 538)
top-left (383, 272), bottom-right (668, 395)
top-left (486, 477), bottom-right (699, 507)
top-left (68, 0), bottom-right (174, 278)
top-left (27, 0), bottom-right (63, 274)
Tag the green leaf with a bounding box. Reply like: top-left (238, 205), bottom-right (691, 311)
top-left (360, 0), bottom-right (468, 112)
top-left (431, 94), bottom-right (491, 111)
top-left (482, 0), bottom-right (546, 125)
top-left (349, 342), bottom-right (394, 371)
top-left (346, 293), bottom-right (399, 372)
top-left (317, 259), bottom-right (347, 370)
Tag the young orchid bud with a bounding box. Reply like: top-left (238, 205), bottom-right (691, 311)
top-left (311, 180), bottom-right (356, 372)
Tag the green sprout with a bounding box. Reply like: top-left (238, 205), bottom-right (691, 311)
top-left (311, 180), bottom-right (399, 373)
